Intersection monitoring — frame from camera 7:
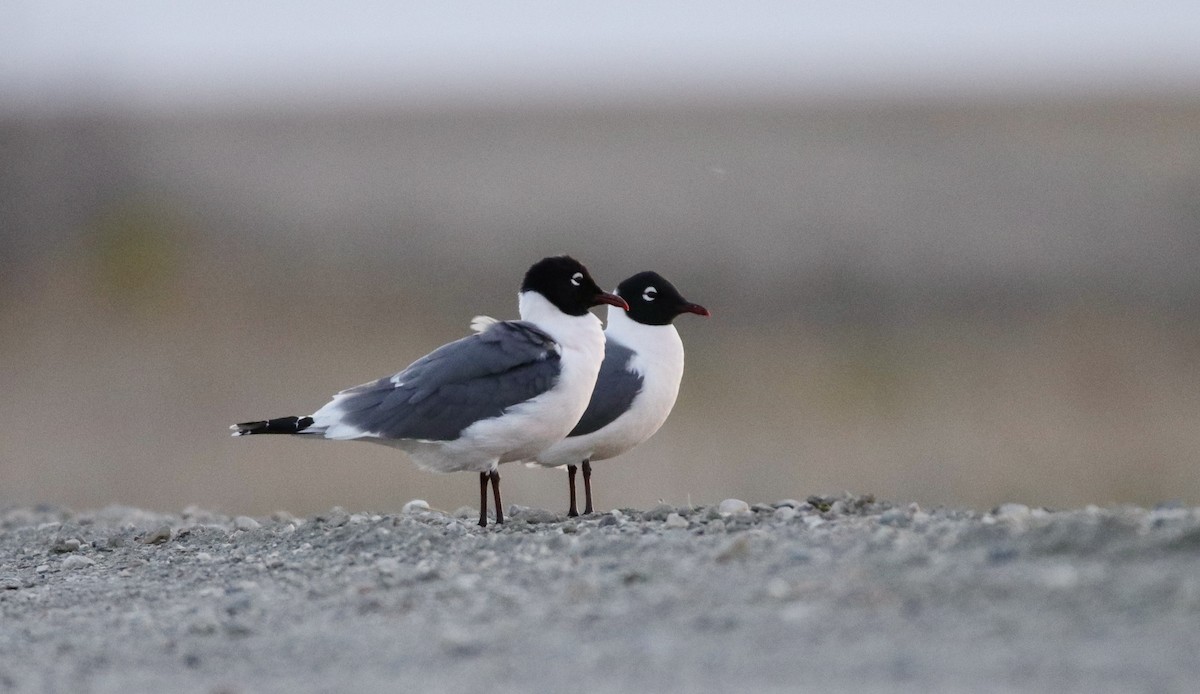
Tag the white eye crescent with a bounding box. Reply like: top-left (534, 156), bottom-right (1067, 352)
top-left (642, 286), bottom-right (657, 302)
top-left (570, 272), bottom-right (583, 287)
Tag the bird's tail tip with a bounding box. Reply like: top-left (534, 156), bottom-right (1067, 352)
top-left (229, 416), bottom-right (314, 437)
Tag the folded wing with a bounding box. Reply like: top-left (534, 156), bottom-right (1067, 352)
top-left (320, 321), bottom-right (561, 441)
top-left (567, 341), bottom-right (643, 437)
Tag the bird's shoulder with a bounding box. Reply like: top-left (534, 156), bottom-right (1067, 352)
top-left (353, 320), bottom-right (555, 393)
top-left (475, 319), bottom-right (559, 353)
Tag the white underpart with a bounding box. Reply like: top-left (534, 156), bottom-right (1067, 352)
top-left (531, 303), bottom-right (685, 468)
top-left (308, 291), bottom-right (607, 474)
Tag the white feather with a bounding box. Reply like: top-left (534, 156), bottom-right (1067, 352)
top-left (531, 303), bottom-right (685, 468)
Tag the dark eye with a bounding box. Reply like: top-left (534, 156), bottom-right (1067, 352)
top-left (642, 286), bottom-right (657, 302)
top-left (570, 272), bottom-right (583, 287)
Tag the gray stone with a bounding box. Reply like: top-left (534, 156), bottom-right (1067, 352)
top-left (50, 537), bottom-right (83, 553)
top-left (878, 508), bottom-right (910, 527)
top-left (401, 499), bottom-right (431, 515)
top-left (641, 503), bottom-right (674, 522)
top-left (140, 526), bottom-right (172, 545)
top-left (773, 506), bottom-right (798, 523)
top-left (61, 554), bottom-right (95, 570)
top-left (718, 499), bottom-right (751, 516)
top-left (994, 503), bottom-right (1032, 521)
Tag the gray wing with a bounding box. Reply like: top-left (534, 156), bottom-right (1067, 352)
top-left (334, 321), bottom-right (561, 441)
top-left (568, 340), bottom-right (643, 437)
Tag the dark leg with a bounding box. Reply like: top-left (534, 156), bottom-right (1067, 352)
top-left (490, 469), bottom-right (504, 525)
top-left (478, 471), bottom-right (489, 527)
top-left (582, 459), bottom-right (594, 515)
top-left (566, 464), bottom-right (579, 517)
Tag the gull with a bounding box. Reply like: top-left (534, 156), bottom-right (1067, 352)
top-left (230, 255), bottom-right (628, 526)
top-left (531, 271), bottom-right (708, 515)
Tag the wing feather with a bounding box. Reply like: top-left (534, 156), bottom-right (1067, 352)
top-left (329, 321), bottom-right (561, 441)
top-left (568, 340), bottom-right (643, 437)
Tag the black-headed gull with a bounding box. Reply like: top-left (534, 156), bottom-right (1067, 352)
top-left (530, 271), bottom-right (708, 515)
top-left (231, 255), bottom-right (629, 526)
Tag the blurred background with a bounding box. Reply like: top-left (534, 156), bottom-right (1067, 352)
top-left (3, 1), bottom-right (1200, 516)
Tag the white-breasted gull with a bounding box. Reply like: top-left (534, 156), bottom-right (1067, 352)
top-left (530, 271), bottom-right (708, 516)
top-left (230, 255), bottom-right (629, 526)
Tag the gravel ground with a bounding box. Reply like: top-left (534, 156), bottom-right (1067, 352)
top-left (3, 495), bottom-right (1200, 694)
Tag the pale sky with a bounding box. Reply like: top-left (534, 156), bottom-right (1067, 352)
top-left (3, 0), bottom-right (1199, 113)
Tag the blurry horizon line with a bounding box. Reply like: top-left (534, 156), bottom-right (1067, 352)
top-left (6, 84), bottom-right (1200, 121)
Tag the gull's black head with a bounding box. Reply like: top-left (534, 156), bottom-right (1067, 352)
top-left (522, 256), bottom-right (629, 316)
top-left (616, 271), bottom-right (710, 326)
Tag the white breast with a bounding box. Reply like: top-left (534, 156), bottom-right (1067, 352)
top-left (533, 306), bottom-right (685, 468)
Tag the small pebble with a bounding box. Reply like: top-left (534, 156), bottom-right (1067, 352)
top-left (642, 504), bottom-right (674, 522)
top-left (878, 508), bottom-right (910, 527)
top-left (61, 555), bottom-right (95, 570)
top-left (188, 612), bottom-right (220, 636)
top-left (376, 557), bottom-right (403, 575)
top-left (773, 506), bottom-right (798, 523)
top-left (718, 499), bottom-right (751, 516)
top-left (234, 516), bottom-right (261, 532)
top-left (141, 526), bottom-right (172, 545)
top-left (325, 510), bottom-right (351, 527)
top-left (664, 513), bottom-right (689, 529)
top-left (510, 506), bottom-right (559, 524)
top-left (401, 500), bottom-right (430, 515)
top-left (51, 538), bottom-right (83, 553)
top-left (993, 503), bottom-right (1031, 521)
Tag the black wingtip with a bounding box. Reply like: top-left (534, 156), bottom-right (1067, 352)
top-left (230, 416), bottom-right (314, 436)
